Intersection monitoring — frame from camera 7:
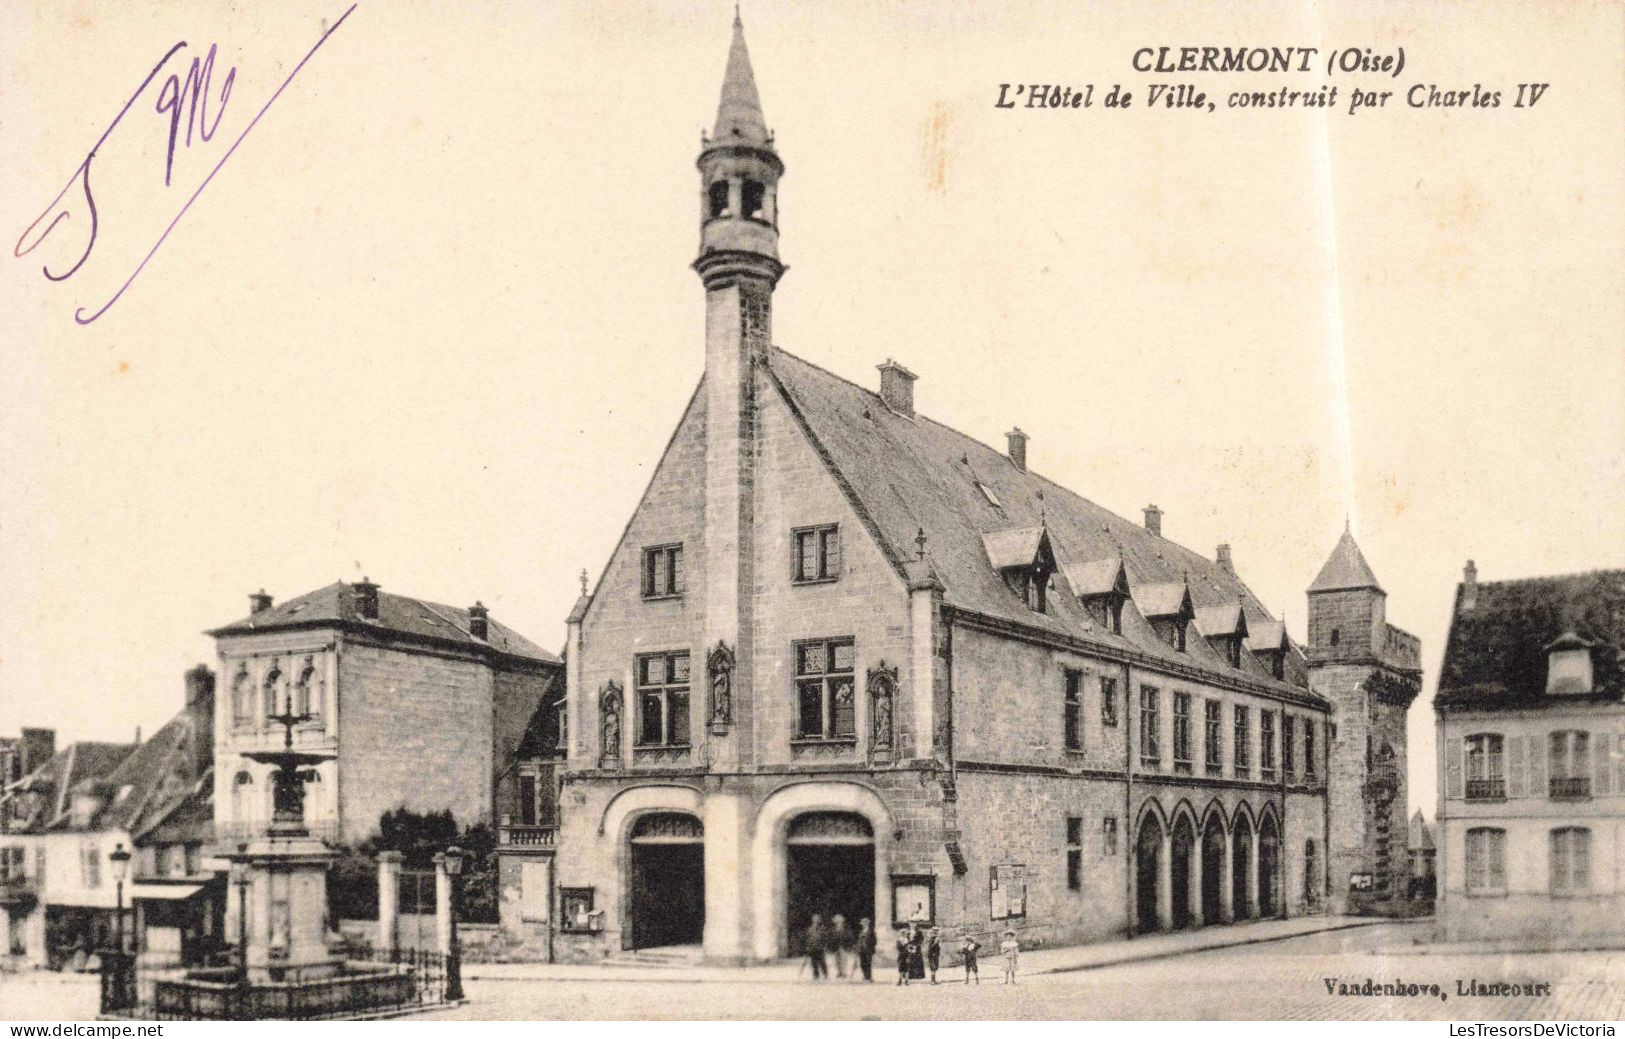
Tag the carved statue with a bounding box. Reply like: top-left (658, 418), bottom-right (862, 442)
top-left (708, 642), bottom-right (735, 728)
top-left (868, 662), bottom-right (898, 749)
top-left (600, 682), bottom-right (623, 762)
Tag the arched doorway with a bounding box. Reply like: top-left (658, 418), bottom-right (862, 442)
top-left (1231, 813), bottom-right (1253, 920)
top-left (785, 812), bottom-right (874, 954)
top-left (1259, 813), bottom-right (1280, 917)
top-left (628, 812), bottom-right (704, 950)
top-left (1200, 813), bottom-right (1225, 925)
top-left (1170, 814), bottom-right (1195, 929)
top-left (1135, 813), bottom-right (1163, 934)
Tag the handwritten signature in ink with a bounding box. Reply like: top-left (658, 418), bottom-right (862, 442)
top-left (13, 5), bottom-right (357, 326)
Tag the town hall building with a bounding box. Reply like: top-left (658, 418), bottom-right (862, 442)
top-left (551, 16), bottom-right (1417, 963)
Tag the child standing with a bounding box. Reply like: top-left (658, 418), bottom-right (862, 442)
top-left (960, 934), bottom-right (980, 984)
top-left (926, 927), bottom-right (942, 984)
top-left (999, 928), bottom-right (1020, 985)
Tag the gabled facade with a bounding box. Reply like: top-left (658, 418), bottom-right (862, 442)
top-left (1434, 565), bottom-right (1625, 943)
top-left (551, 17), bottom-right (1385, 964)
top-left (206, 580), bottom-right (561, 847)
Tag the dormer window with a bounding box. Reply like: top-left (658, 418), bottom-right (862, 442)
top-left (982, 526), bottom-right (1055, 614)
top-left (1196, 602), bottom-right (1249, 669)
top-left (1065, 558), bottom-right (1128, 635)
top-left (1545, 632), bottom-right (1594, 695)
top-left (1136, 581), bottom-right (1195, 653)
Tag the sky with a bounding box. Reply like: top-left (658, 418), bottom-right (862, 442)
top-left (2, 1), bottom-right (1622, 819)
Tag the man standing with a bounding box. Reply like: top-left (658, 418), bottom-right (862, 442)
top-left (806, 914), bottom-right (828, 980)
top-left (854, 918), bottom-right (876, 982)
top-left (828, 913), bottom-right (850, 978)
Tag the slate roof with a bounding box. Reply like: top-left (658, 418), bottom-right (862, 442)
top-left (1436, 569), bottom-right (1625, 708)
top-left (1308, 526), bottom-right (1384, 594)
top-left (70, 709), bottom-right (204, 834)
top-left (208, 582), bottom-right (560, 666)
top-left (134, 770), bottom-right (214, 846)
top-left (765, 347), bottom-right (1317, 701)
top-left (712, 12), bottom-right (770, 146)
top-left (2, 741), bottom-right (136, 831)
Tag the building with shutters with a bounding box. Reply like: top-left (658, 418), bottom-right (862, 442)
top-left (1434, 565), bottom-right (1625, 943)
top-left (549, 14), bottom-right (1418, 964)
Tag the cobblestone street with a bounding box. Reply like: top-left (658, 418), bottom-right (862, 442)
top-left (421, 922), bottom-right (1625, 1021)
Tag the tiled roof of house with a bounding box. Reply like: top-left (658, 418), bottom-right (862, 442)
top-left (765, 347), bottom-right (1318, 701)
top-left (2, 741), bottom-right (136, 831)
top-left (66, 710), bottom-right (203, 834)
top-left (134, 770), bottom-right (214, 846)
top-left (208, 582), bottom-right (560, 666)
top-left (1437, 569), bottom-right (1625, 707)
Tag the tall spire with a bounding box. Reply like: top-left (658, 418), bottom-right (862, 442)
top-left (713, 10), bottom-right (769, 146)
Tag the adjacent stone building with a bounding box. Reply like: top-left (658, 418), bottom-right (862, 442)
top-left (1434, 565), bottom-right (1625, 944)
top-left (549, 17), bottom-right (1418, 963)
top-left (206, 579), bottom-right (561, 847)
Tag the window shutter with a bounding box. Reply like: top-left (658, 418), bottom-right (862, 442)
top-left (1596, 733), bottom-right (1614, 796)
top-left (1616, 734), bottom-right (1625, 794)
top-left (1446, 737), bottom-right (1464, 799)
top-left (1508, 736), bottom-right (1526, 797)
top-left (1530, 735), bottom-right (1547, 794)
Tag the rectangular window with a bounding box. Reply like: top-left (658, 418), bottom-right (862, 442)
top-left (794, 638), bottom-right (857, 741)
top-left (792, 525), bottom-right (841, 583)
top-left (1101, 816), bottom-right (1118, 856)
top-left (1548, 731), bottom-right (1591, 799)
top-left (1465, 827), bottom-right (1506, 893)
top-left (634, 651), bottom-right (690, 747)
top-left (80, 845), bottom-right (101, 888)
top-left (1172, 692), bottom-right (1193, 772)
top-left (640, 544), bottom-right (684, 599)
top-left (1465, 733), bottom-right (1506, 800)
top-left (1261, 710), bottom-right (1277, 777)
top-left (1234, 705), bottom-right (1250, 774)
top-left (1305, 722), bottom-right (1317, 779)
top-left (1204, 700), bottom-right (1223, 774)
top-left (1064, 669), bottom-right (1084, 751)
top-left (1066, 817), bottom-right (1084, 891)
top-left (1139, 686), bottom-right (1161, 767)
top-left (1283, 715), bottom-right (1296, 777)
top-left (1100, 676), bottom-right (1119, 727)
top-left (1550, 828), bottom-right (1591, 894)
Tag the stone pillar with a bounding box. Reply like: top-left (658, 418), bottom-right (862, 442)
top-left (1155, 832), bottom-right (1173, 931)
top-left (1219, 836), bottom-right (1235, 923)
top-left (433, 853), bottom-right (452, 957)
top-left (704, 792), bottom-right (747, 962)
top-left (377, 851), bottom-right (403, 953)
top-left (1188, 838), bottom-right (1203, 927)
top-left (1247, 830), bottom-right (1261, 920)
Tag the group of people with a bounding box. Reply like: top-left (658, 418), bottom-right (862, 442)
top-left (801, 915), bottom-right (1021, 986)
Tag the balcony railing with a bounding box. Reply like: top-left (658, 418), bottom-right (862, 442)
top-left (207, 820), bottom-right (343, 852)
top-left (0, 874), bottom-right (38, 901)
top-left (498, 824), bottom-right (557, 847)
top-left (1465, 778), bottom-right (1506, 801)
top-left (1550, 776), bottom-right (1591, 800)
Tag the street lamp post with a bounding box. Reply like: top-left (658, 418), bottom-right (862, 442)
top-left (443, 846), bottom-right (464, 1002)
top-left (229, 846), bottom-right (251, 979)
top-left (108, 843), bottom-right (131, 955)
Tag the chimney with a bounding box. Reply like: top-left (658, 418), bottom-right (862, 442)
top-left (468, 601), bottom-right (489, 641)
top-left (1142, 504), bottom-right (1163, 538)
top-left (1462, 560), bottom-right (1478, 610)
top-left (353, 576), bottom-right (380, 620)
top-left (1216, 544), bottom-right (1234, 574)
top-left (1005, 428), bottom-right (1028, 472)
top-left (249, 589), bottom-right (274, 614)
top-left (184, 665), bottom-right (215, 776)
top-left (876, 359), bottom-right (917, 417)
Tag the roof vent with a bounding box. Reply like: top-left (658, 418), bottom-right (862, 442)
top-left (877, 359), bottom-right (917, 417)
top-left (1006, 428), bottom-right (1028, 472)
top-left (1142, 504), bottom-right (1163, 538)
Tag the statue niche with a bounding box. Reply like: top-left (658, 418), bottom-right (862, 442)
top-left (707, 641), bottom-right (735, 733)
top-left (600, 682), bottom-right (624, 766)
top-left (867, 662), bottom-right (898, 752)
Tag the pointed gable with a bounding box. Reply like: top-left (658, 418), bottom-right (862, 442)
top-left (1062, 557), bottom-right (1128, 598)
top-left (1309, 527), bottom-right (1384, 594)
top-left (1135, 580), bottom-right (1193, 620)
top-left (981, 526), bottom-right (1049, 571)
top-left (1195, 601), bottom-right (1249, 640)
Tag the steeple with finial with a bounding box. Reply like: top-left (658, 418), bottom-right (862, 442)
top-left (693, 8), bottom-right (785, 313)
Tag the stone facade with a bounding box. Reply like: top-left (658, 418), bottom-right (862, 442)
top-left (548, 16), bottom-right (1366, 966)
